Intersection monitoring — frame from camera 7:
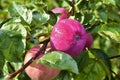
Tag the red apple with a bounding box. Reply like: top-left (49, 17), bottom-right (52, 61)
top-left (51, 8), bottom-right (69, 20)
top-left (50, 19), bottom-right (87, 57)
top-left (84, 33), bottom-right (93, 49)
top-left (24, 46), bottom-right (60, 80)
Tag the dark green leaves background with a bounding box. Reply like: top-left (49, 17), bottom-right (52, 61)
top-left (0, 0), bottom-right (120, 80)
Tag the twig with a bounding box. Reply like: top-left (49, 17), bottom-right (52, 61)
top-left (7, 38), bottom-right (50, 79)
top-left (109, 55), bottom-right (120, 59)
top-left (71, 0), bottom-right (75, 16)
top-left (39, 38), bottom-right (50, 44)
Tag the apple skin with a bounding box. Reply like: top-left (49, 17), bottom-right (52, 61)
top-left (84, 33), bottom-right (93, 49)
top-left (24, 46), bottom-right (60, 80)
top-left (51, 8), bottom-right (69, 20)
top-left (50, 19), bottom-right (87, 57)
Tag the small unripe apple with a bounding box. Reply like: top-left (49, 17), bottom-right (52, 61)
top-left (50, 19), bottom-right (87, 57)
top-left (24, 46), bottom-right (60, 80)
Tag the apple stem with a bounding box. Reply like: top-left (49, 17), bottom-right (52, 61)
top-left (7, 38), bottom-right (50, 79)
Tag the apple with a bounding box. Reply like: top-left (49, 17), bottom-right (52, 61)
top-left (84, 33), bottom-right (93, 49)
top-left (51, 8), bottom-right (69, 20)
top-left (50, 19), bottom-right (87, 57)
top-left (50, 8), bottom-right (93, 57)
top-left (24, 46), bottom-right (60, 80)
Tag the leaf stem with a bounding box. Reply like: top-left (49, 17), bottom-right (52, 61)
top-left (7, 38), bottom-right (50, 79)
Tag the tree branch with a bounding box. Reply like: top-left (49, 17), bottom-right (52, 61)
top-left (39, 38), bottom-right (50, 44)
top-left (7, 38), bottom-right (50, 79)
top-left (109, 55), bottom-right (120, 59)
top-left (71, 0), bottom-right (75, 16)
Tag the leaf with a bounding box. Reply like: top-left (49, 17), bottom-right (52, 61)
top-left (75, 51), bottom-right (89, 71)
top-left (31, 28), bottom-right (48, 37)
top-left (1, 61), bottom-right (11, 79)
top-left (115, 0), bottom-right (120, 7)
top-left (98, 11), bottom-right (108, 22)
top-left (98, 23), bottom-right (120, 43)
top-left (83, 12), bottom-right (94, 24)
top-left (53, 71), bottom-right (74, 80)
top-left (0, 51), bottom-right (5, 70)
top-left (107, 9), bottom-right (120, 22)
top-left (47, 11), bottom-right (57, 25)
top-left (0, 60), bottom-right (23, 79)
top-left (8, 2), bottom-right (32, 24)
top-left (32, 11), bottom-right (50, 25)
top-left (103, 0), bottom-right (116, 6)
top-left (90, 49), bottom-right (111, 68)
top-left (36, 51), bottom-right (79, 74)
top-left (0, 22), bottom-right (27, 61)
top-left (17, 71), bottom-right (31, 80)
top-left (90, 49), bottom-right (112, 80)
top-left (75, 59), bottom-right (106, 80)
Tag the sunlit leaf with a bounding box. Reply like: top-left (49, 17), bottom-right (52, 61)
top-left (98, 23), bottom-right (120, 43)
top-left (0, 22), bottom-right (27, 61)
top-left (8, 2), bottom-right (32, 24)
top-left (36, 51), bottom-right (79, 74)
top-left (103, 0), bottom-right (116, 6)
top-left (32, 11), bottom-right (49, 25)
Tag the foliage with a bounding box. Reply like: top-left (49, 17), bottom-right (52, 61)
top-left (0, 0), bottom-right (120, 80)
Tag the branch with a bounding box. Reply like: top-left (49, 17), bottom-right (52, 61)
top-left (70, 0), bottom-right (75, 16)
top-left (109, 55), bottom-right (120, 59)
top-left (7, 38), bottom-right (50, 79)
top-left (39, 38), bottom-right (50, 44)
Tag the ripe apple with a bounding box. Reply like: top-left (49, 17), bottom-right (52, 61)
top-left (24, 46), bottom-right (60, 80)
top-left (50, 19), bottom-right (87, 57)
top-left (51, 8), bottom-right (69, 20)
top-left (84, 33), bottom-right (93, 49)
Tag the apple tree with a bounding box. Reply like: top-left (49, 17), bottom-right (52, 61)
top-left (0, 0), bottom-right (120, 80)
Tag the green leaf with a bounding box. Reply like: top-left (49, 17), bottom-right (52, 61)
top-left (0, 22), bottom-right (27, 61)
top-left (83, 12), bottom-right (94, 24)
top-left (98, 11), bottom-right (108, 22)
top-left (0, 60), bottom-right (23, 79)
top-left (75, 59), bottom-right (106, 80)
top-left (115, 0), bottom-right (120, 7)
top-left (103, 0), bottom-right (116, 6)
top-left (1, 61), bottom-right (11, 79)
top-left (107, 9), bottom-right (120, 22)
top-left (0, 51), bottom-right (5, 70)
top-left (8, 2), bottom-right (32, 24)
top-left (32, 11), bottom-right (49, 25)
top-left (47, 11), bottom-right (57, 25)
top-left (17, 71), bottom-right (31, 80)
top-left (90, 49), bottom-right (111, 80)
top-left (31, 28), bottom-right (47, 37)
top-left (75, 51), bottom-right (89, 71)
top-left (36, 51), bottom-right (79, 74)
top-left (53, 71), bottom-right (74, 80)
top-left (90, 49), bottom-right (111, 68)
top-left (98, 23), bottom-right (120, 43)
